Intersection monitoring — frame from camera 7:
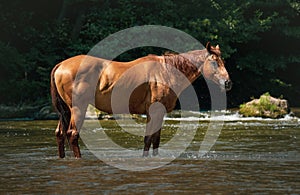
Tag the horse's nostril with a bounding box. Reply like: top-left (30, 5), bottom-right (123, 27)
top-left (225, 80), bottom-right (232, 90)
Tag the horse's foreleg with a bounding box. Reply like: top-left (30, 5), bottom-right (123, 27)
top-left (143, 103), bottom-right (165, 157)
top-left (143, 135), bottom-right (152, 157)
top-left (143, 124), bottom-right (163, 157)
top-left (55, 122), bottom-right (65, 158)
top-left (152, 129), bottom-right (161, 156)
top-left (143, 129), bottom-right (161, 157)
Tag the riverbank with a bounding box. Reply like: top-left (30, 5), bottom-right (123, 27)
top-left (0, 104), bottom-right (58, 120)
top-left (0, 104), bottom-right (299, 121)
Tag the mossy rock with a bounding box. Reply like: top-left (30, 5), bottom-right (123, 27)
top-left (239, 93), bottom-right (289, 118)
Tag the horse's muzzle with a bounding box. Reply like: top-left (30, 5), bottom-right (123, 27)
top-left (225, 80), bottom-right (232, 91)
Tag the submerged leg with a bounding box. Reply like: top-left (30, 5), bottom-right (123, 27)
top-left (143, 129), bottom-right (161, 157)
top-left (55, 121), bottom-right (65, 158)
top-left (143, 136), bottom-right (152, 157)
top-left (66, 105), bottom-right (87, 158)
top-left (143, 102), bottom-right (165, 157)
top-left (67, 128), bottom-right (81, 158)
top-left (152, 129), bottom-right (161, 156)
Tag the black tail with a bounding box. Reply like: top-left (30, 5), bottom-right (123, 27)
top-left (50, 63), bottom-right (71, 133)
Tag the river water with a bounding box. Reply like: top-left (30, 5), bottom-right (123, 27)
top-left (0, 111), bottom-right (299, 194)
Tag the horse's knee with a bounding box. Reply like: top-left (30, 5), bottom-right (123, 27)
top-left (67, 129), bottom-right (80, 142)
top-left (67, 129), bottom-right (79, 136)
top-left (55, 128), bottom-right (63, 137)
top-left (55, 128), bottom-right (65, 143)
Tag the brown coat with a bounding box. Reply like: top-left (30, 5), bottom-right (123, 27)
top-left (50, 42), bottom-right (231, 158)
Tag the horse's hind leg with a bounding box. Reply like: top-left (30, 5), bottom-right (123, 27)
top-left (67, 127), bottom-right (80, 158)
top-left (67, 120), bottom-right (81, 158)
top-left (67, 105), bottom-right (87, 158)
top-left (55, 121), bottom-right (65, 158)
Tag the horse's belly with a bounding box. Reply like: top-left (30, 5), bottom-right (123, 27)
top-left (94, 90), bottom-right (149, 114)
top-left (93, 92), bottom-right (112, 114)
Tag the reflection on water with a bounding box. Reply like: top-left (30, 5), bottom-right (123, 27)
top-left (0, 112), bottom-right (299, 194)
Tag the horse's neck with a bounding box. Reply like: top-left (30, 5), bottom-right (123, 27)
top-left (180, 50), bottom-right (208, 69)
top-left (164, 50), bottom-right (208, 82)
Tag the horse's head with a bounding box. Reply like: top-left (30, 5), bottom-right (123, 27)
top-left (202, 42), bottom-right (232, 91)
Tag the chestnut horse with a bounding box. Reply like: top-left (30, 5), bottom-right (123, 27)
top-left (50, 42), bottom-right (232, 158)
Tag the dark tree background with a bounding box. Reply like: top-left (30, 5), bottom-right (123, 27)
top-left (0, 0), bottom-right (299, 109)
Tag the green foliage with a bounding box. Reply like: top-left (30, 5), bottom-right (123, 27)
top-left (0, 0), bottom-right (299, 106)
top-left (0, 42), bottom-right (25, 103)
top-left (258, 93), bottom-right (280, 113)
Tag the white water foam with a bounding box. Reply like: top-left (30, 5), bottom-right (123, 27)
top-left (164, 111), bottom-right (300, 123)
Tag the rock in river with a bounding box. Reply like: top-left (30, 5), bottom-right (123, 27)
top-left (239, 93), bottom-right (290, 118)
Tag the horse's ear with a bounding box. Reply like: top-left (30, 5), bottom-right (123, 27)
top-left (206, 42), bottom-right (221, 56)
top-left (206, 42), bottom-right (212, 53)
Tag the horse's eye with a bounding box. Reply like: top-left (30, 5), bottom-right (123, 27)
top-left (212, 61), bottom-right (218, 68)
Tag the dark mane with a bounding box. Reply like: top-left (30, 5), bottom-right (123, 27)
top-left (163, 51), bottom-right (204, 78)
top-left (163, 51), bottom-right (178, 56)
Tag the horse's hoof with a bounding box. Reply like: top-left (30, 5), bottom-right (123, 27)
top-left (58, 152), bottom-right (66, 158)
top-left (153, 149), bottom-right (159, 156)
top-left (73, 153), bottom-right (81, 159)
top-left (143, 151), bottom-right (149, 157)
